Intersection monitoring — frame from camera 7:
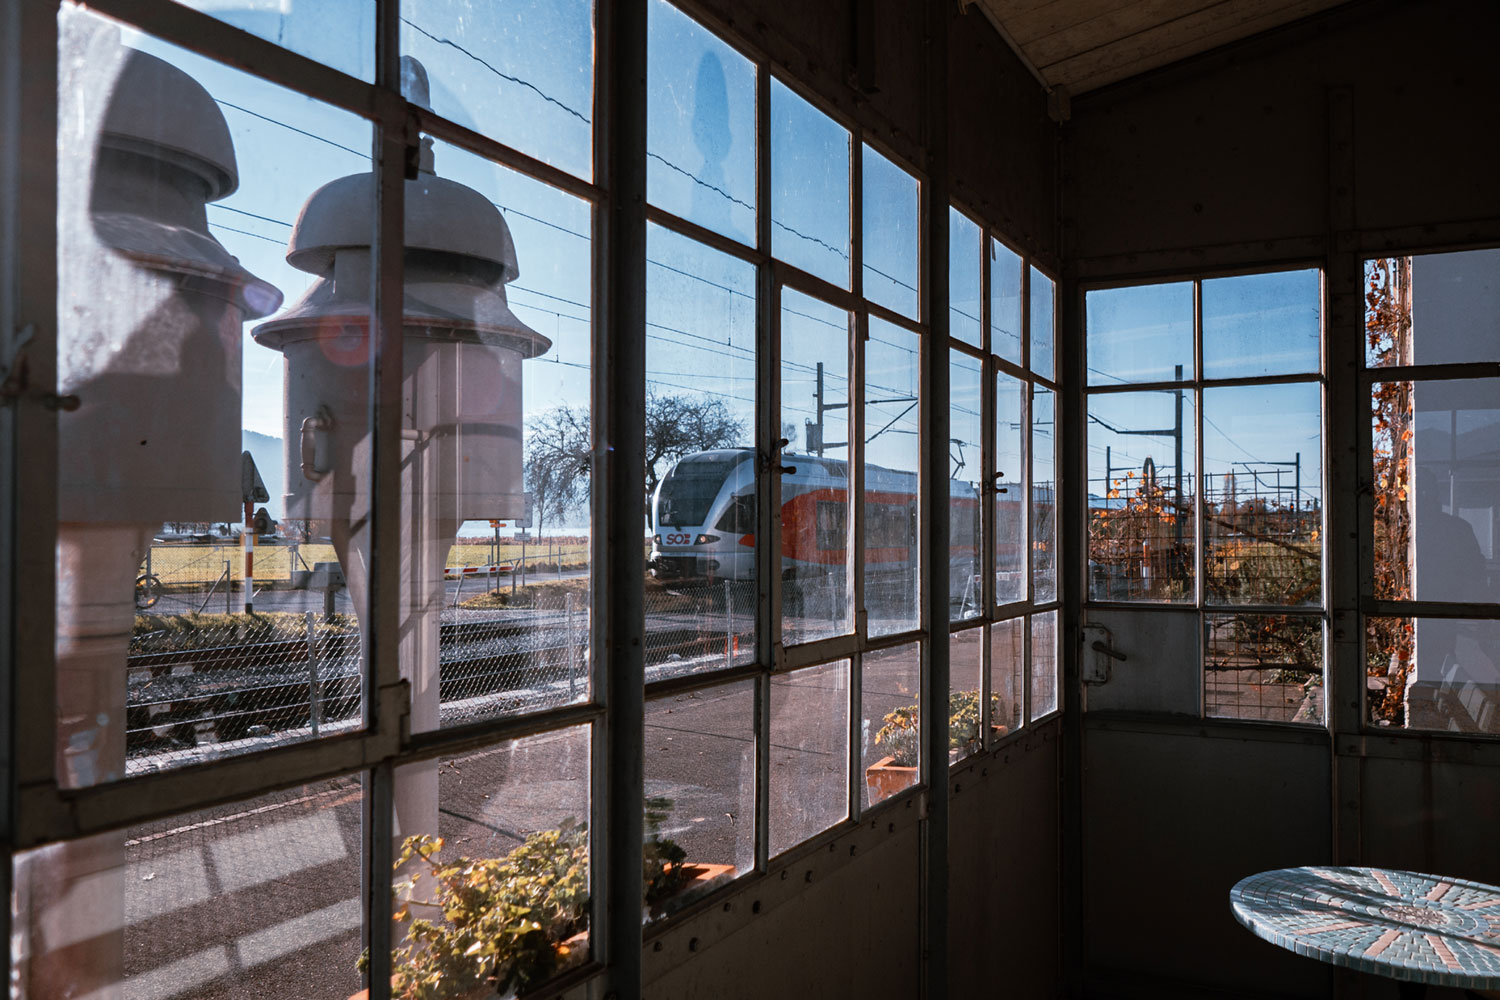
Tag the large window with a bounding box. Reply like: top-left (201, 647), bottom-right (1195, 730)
top-left (1085, 268), bottom-right (1325, 724)
top-left (946, 221), bottom-right (1062, 750)
top-left (1364, 250), bottom-right (1500, 735)
top-left (5, 2), bottom-right (1056, 997)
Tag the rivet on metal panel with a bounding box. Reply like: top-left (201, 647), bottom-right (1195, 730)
top-left (849, 844), bottom-right (857, 857)
top-left (688, 937), bottom-right (699, 952)
top-left (653, 941), bottom-right (662, 952)
top-left (888, 823), bottom-right (895, 833)
top-left (752, 900), bottom-right (762, 914)
top-left (780, 870), bottom-right (788, 881)
top-left (722, 901), bottom-right (732, 912)
top-left (804, 870), bottom-right (813, 883)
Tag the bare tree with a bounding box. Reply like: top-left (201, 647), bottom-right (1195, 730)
top-left (642, 391), bottom-right (747, 503)
top-left (524, 404), bottom-right (591, 537)
top-left (523, 393), bottom-right (748, 529)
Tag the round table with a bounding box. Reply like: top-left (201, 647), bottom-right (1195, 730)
top-left (1231, 867), bottom-right (1500, 995)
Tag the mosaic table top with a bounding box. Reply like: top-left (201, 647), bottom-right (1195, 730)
top-left (1231, 867), bottom-right (1500, 989)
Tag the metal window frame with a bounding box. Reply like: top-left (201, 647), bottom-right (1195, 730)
top-left (1351, 246), bottom-right (1500, 741)
top-left (1079, 261), bottom-right (1331, 727)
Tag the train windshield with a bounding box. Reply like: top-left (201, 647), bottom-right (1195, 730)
top-left (658, 453), bottom-right (742, 526)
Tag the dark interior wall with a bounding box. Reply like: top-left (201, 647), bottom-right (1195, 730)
top-left (949, 722), bottom-right (1062, 1000)
top-left (1063, 0), bottom-right (1500, 274)
top-left (1063, 4), bottom-right (1500, 997)
top-left (1081, 722), bottom-right (1333, 1000)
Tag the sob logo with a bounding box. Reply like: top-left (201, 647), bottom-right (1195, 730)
top-left (662, 532), bottom-right (693, 546)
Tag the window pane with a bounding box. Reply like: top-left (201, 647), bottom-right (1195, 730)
top-left (1030, 610), bottom-right (1058, 719)
top-left (770, 661), bottom-right (850, 856)
top-left (1032, 387), bottom-right (1058, 603)
top-left (1205, 613), bottom-right (1323, 723)
top-left (770, 79), bottom-right (850, 287)
top-left (57, 13), bottom-right (371, 785)
top-left (1029, 265), bottom-right (1056, 381)
top-left (402, 0), bottom-right (594, 181)
top-left (863, 643), bottom-right (921, 807)
top-left (389, 727), bottom-right (592, 994)
top-left (949, 208), bottom-right (982, 347)
top-left (1367, 250), bottom-right (1500, 368)
top-left (645, 224), bottom-right (758, 680)
top-left (1372, 379), bottom-right (1500, 603)
top-left (1203, 383), bottom-right (1323, 606)
top-left (425, 143), bottom-right (591, 729)
top-left (990, 618), bottom-right (1024, 733)
top-left (861, 145), bottom-right (919, 318)
top-left (647, 0), bottom-right (755, 244)
top-left (1086, 281), bottom-right (1194, 386)
top-left (990, 239), bottom-right (1023, 365)
top-left (167, 0), bottom-right (374, 80)
top-left (995, 373), bottom-right (1026, 606)
top-left (14, 779), bottom-right (362, 999)
top-left (950, 352), bottom-right (984, 621)
top-left (865, 319), bottom-right (921, 637)
top-left (1368, 617), bottom-right (1500, 735)
top-left (1202, 269), bottom-right (1320, 379)
top-left (1088, 390), bottom-right (1197, 602)
top-left (645, 683), bottom-right (752, 916)
top-left (950, 626), bottom-right (986, 763)
top-left (781, 290), bottom-right (852, 644)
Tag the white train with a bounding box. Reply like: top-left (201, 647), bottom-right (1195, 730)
top-left (648, 448), bottom-right (1006, 609)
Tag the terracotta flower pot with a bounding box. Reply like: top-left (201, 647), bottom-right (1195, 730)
top-left (864, 755), bottom-right (918, 802)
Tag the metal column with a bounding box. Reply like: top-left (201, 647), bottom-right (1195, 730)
top-left (920, 2), bottom-right (951, 997)
top-left (600, 1), bottom-right (648, 996)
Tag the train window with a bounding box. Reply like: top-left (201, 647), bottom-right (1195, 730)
top-left (715, 492), bottom-right (757, 534)
top-left (816, 500), bottom-right (848, 551)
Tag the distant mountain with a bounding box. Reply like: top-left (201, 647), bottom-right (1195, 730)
top-left (242, 430), bottom-right (285, 521)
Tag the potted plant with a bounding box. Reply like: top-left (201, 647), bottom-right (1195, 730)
top-left (866, 690), bottom-right (1006, 802)
top-left (354, 798), bottom-right (730, 999)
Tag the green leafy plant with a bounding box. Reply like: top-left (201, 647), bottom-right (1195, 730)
top-left (873, 690), bottom-right (1001, 768)
top-left (362, 798), bottom-right (693, 999)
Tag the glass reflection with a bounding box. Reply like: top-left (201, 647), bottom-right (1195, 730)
top-left (647, 0), bottom-right (756, 243)
top-left (770, 80), bottom-right (850, 287)
top-left (1086, 281), bottom-right (1193, 386)
top-left (780, 290), bottom-right (852, 644)
top-left (645, 225), bottom-right (758, 679)
top-left (770, 661), bottom-right (850, 856)
top-left (1369, 618), bottom-right (1500, 735)
top-left (865, 319), bottom-right (921, 636)
top-left (950, 352), bottom-right (983, 620)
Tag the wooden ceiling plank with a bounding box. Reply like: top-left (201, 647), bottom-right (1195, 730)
top-left (1026, 0), bottom-right (1250, 67)
top-left (977, 0), bottom-right (1065, 22)
top-left (1041, 0), bottom-right (1345, 92)
top-left (1006, 0), bottom-right (1141, 46)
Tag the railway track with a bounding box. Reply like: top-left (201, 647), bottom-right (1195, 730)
top-left (126, 613), bottom-right (752, 758)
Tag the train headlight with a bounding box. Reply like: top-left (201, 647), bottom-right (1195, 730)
top-left (653, 534), bottom-right (661, 544)
top-left (694, 533), bottom-right (719, 545)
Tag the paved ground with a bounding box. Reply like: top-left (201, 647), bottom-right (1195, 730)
top-left (23, 640), bottom-right (922, 1000)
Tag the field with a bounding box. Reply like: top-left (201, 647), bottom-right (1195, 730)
top-left (142, 537), bottom-right (592, 585)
